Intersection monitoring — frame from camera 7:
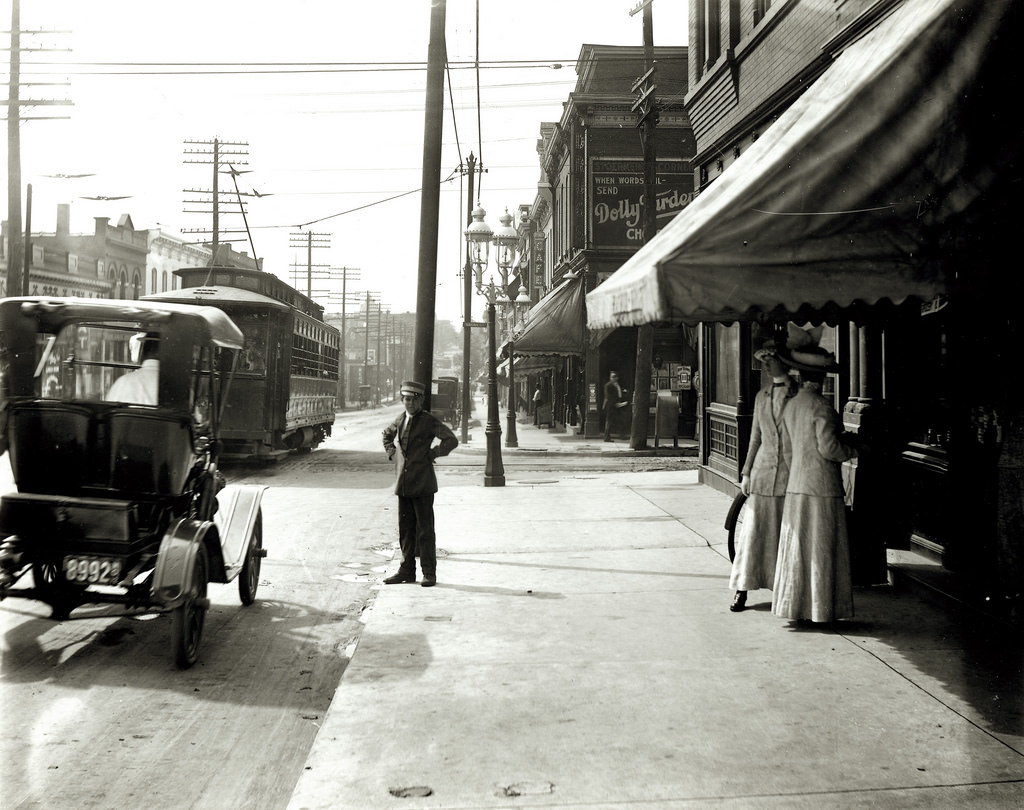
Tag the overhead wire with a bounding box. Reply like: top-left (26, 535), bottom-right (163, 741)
top-left (446, 50), bottom-right (468, 321)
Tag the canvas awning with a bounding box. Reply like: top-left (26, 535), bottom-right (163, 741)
top-left (510, 276), bottom-right (586, 357)
top-left (498, 355), bottom-right (561, 374)
top-left (586, 0), bottom-right (1019, 327)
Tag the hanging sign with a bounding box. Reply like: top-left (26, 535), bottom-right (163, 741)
top-left (590, 159), bottom-right (694, 248)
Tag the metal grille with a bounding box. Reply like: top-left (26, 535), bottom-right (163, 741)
top-left (709, 414), bottom-right (738, 460)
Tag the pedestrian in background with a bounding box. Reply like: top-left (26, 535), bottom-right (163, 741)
top-left (603, 371), bottom-right (628, 442)
top-left (772, 325), bottom-right (858, 623)
top-left (381, 380), bottom-right (459, 587)
top-left (728, 338), bottom-right (795, 612)
top-left (533, 385), bottom-right (543, 425)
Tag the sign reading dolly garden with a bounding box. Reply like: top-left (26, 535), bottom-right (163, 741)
top-left (591, 159), bottom-right (694, 248)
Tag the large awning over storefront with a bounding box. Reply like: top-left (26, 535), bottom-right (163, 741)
top-left (586, 0), bottom-right (1019, 327)
top-left (510, 276), bottom-right (586, 357)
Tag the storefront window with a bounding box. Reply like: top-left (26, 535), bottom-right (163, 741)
top-left (713, 322), bottom-right (739, 406)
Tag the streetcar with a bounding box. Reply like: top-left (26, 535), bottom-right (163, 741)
top-left (0, 297), bottom-right (267, 668)
top-left (147, 266), bottom-right (339, 461)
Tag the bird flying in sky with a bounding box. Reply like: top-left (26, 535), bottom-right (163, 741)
top-left (80, 195), bottom-right (133, 201)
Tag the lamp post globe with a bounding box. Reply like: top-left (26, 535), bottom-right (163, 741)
top-left (465, 205), bottom-right (492, 292)
top-left (492, 209), bottom-right (519, 289)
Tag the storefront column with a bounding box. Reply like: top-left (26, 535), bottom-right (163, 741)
top-left (734, 322), bottom-right (754, 476)
top-left (584, 342), bottom-right (602, 437)
top-left (848, 322), bottom-right (861, 400)
top-left (845, 322), bottom-right (889, 585)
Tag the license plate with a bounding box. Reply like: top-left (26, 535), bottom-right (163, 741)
top-left (63, 556), bottom-right (123, 586)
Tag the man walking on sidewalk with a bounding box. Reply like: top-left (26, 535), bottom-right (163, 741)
top-left (603, 371), bottom-right (629, 441)
top-left (381, 380), bottom-right (459, 587)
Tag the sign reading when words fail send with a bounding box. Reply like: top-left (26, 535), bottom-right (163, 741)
top-left (591, 158), bottom-right (694, 248)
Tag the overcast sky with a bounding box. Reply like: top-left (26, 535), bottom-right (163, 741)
top-left (3, 0), bottom-right (688, 322)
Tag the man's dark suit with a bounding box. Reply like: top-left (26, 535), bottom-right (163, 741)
top-left (382, 409), bottom-right (458, 580)
top-left (603, 379), bottom-right (627, 441)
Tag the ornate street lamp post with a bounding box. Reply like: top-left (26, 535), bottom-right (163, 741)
top-left (492, 209), bottom-right (526, 449)
top-left (465, 205), bottom-right (505, 487)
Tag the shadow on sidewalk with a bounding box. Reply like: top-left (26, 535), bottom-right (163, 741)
top-left (833, 585), bottom-right (1024, 740)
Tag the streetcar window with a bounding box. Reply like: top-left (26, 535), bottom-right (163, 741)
top-left (236, 321), bottom-right (267, 374)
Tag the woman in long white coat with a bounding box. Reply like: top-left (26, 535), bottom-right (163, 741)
top-left (729, 340), bottom-right (795, 612)
top-left (772, 328), bottom-right (858, 623)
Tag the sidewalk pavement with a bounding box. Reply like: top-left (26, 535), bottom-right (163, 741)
top-left (288, 420), bottom-right (1024, 810)
top-left (451, 399), bottom-right (699, 457)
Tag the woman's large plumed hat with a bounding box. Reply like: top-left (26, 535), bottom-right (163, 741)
top-left (776, 323), bottom-right (840, 373)
top-left (753, 338), bottom-right (779, 362)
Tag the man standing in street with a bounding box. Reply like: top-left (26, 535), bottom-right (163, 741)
top-left (603, 371), bottom-right (629, 442)
top-left (381, 380), bottom-right (459, 587)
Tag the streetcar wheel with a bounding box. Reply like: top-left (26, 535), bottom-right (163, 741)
top-left (238, 508), bottom-right (263, 606)
top-left (171, 545), bottom-right (209, 669)
top-left (724, 492), bottom-right (748, 563)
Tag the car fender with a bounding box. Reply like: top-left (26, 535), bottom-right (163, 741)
top-left (151, 518), bottom-right (217, 607)
top-left (215, 484), bottom-right (268, 580)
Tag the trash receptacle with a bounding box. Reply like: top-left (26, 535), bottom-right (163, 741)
top-left (654, 391), bottom-right (680, 448)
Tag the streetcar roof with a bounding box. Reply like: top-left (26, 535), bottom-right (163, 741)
top-left (144, 286), bottom-right (290, 311)
top-left (0, 297), bottom-right (245, 349)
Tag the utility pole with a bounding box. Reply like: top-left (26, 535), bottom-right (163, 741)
top-left (460, 152), bottom-right (478, 443)
top-left (375, 303), bottom-right (383, 406)
top-left (5, 0), bottom-right (72, 296)
top-left (629, 0), bottom-right (658, 450)
top-left (288, 231), bottom-right (330, 296)
top-left (330, 267), bottom-right (361, 409)
top-left (22, 184), bottom-right (31, 295)
top-left (6, 0), bottom-right (23, 298)
top-left (183, 138), bottom-right (249, 265)
top-left (364, 291), bottom-right (372, 392)
top-left (359, 291), bottom-right (380, 406)
top-left (413, 0), bottom-right (446, 409)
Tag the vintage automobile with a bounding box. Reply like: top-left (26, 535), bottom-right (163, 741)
top-left (431, 376), bottom-right (460, 428)
top-left (0, 297), bottom-right (267, 668)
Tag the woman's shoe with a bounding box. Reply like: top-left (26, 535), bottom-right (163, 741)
top-left (730, 591), bottom-right (747, 612)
